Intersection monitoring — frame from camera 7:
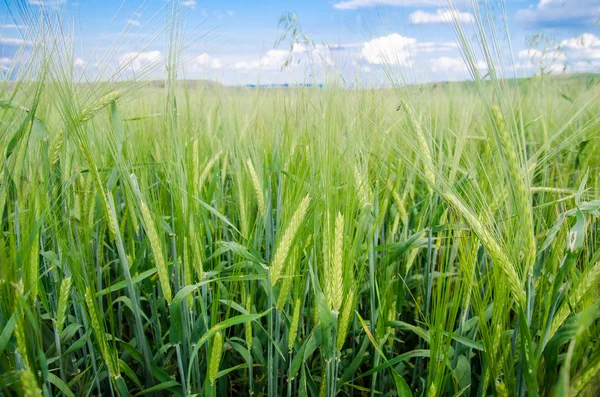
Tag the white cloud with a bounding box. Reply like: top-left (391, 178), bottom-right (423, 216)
top-left (409, 8), bottom-right (474, 24)
top-left (233, 49), bottom-right (289, 70)
top-left (0, 57), bottom-right (12, 71)
top-left (360, 33), bottom-right (455, 66)
top-left (515, 33), bottom-right (600, 73)
top-left (119, 51), bottom-right (163, 73)
top-left (126, 19), bottom-right (141, 27)
top-left (74, 57), bottom-right (86, 68)
top-left (0, 37), bottom-right (30, 46)
top-left (560, 33), bottom-right (600, 59)
top-left (28, 0), bottom-right (67, 6)
top-left (181, 0), bottom-right (197, 8)
top-left (516, 0), bottom-right (600, 27)
top-left (361, 33), bottom-right (417, 65)
top-left (196, 53), bottom-right (222, 69)
top-left (0, 24), bottom-right (26, 29)
top-left (333, 0), bottom-right (448, 10)
top-left (430, 56), bottom-right (486, 74)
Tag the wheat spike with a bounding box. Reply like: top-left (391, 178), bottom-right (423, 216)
top-left (246, 159), bottom-right (266, 217)
top-left (551, 260), bottom-right (600, 334)
top-left (336, 290), bottom-right (355, 352)
top-left (20, 368), bottom-right (41, 397)
top-left (491, 105), bottom-right (536, 278)
top-left (329, 212), bottom-right (344, 313)
top-left (140, 201), bottom-right (173, 303)
top-left (209, 331), bottom-right (223, 385)
top-left (288, 299), bottom-right (301, 351)
top-left (354, 165), bottom-right (372, 208)
top-left (198, 150), bottom-right (222, 189)
top-left (245, 296), bottom-right (253, 349)
top-left (56, 276), bottom-right (72, 334)
top-left (84, 287), bottom-right (119, 378)
top-left (269, 194), bottom-right (311, 286)
top-left (400, 100), bottom-right (436, 189)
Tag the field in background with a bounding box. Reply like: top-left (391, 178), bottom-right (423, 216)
top-left (1, 3), bottom-right (600, 395)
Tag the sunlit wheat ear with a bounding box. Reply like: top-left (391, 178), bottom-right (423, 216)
top-left (49, 129), bottom-right (64, 168)
top-left (84, 287), bottom-right (119, 379)
top-left (399, 103), bottom-right (525, 305)
top-left (245, 296), bottom-right (253, 349)
top-left (269, 194), bottom-right (311, 286)
top-left (571, 355), bottom-right (600, 395)
top-left (246, 159), bottom-right (266, 217)
top-left (209, 331), bottom-right (223, 386)
top-left (188, 221), bottom-right (204, 279)
top-left (288, 299), bottom-right (301, 351)
top-left (140, 201), bottom-right (172, 303)
top-left (441, 191), bottom-right (525, 306)
top-left (551, 261), bottom-right (600, 334)
top-left (328, 212), bottom-right (344, 313)
top-left (336, 289), bottom-right (355, 353)
top-left (20, 368), bottom-right (41, 397)
top-left (26, 235), bottom-right (39, 302)
top-left (388, 180), bottom-right (407, 221)
top-left (354, 165), bottom-right (372, 208)
top-left (276, 259), bottom-right (294, 309)
top-left (14, 282), bottom-right (29, 367)
top-left (55, 276), bottom-right (72, 334)
top-left (192, 139), bottom-right (199, 186)
top-left (183, 238), bottom-right (193, 307)
top-left (78, 91), bottom-right (119, 124)
top-left (319, 368), bottom-right (327, 397)
top-left (198, 150), bottom-right (222, 189)
top-left (494, 380), bottom-right (509, 397)
top-left (491, 105), bottom-right (536, 277)
top-left (400, 100), bottom-right (435, 188)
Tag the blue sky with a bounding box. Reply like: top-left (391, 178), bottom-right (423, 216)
top-left (1, 0), bottom-right (599, 85)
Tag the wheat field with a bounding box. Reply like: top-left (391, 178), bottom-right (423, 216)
top-left (1, 2), bottom-right (600, 397)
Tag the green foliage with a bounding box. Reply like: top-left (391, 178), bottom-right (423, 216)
top-left (1, 2), bottom-right (600, 397)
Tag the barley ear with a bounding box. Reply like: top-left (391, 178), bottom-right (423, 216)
top-left (20, 368), bottom-right (41, 397)
top-left (84, 287), bottom-right (119, 378)
top-left (140, 201), bottom-right (173, 303)
top-left (209, 331), bottom-right (223, 385)
top-left (246, 159), bottom-right (266, 217)
top-left (56, 276), bottom-right (72, 334)
top-left (337, 290), bottom-right (355, 352)
top-left (245, 296), bottom-right (253, 349)
top-left (269, 194), bottom-right (310, 286)
top-left (330, 212), bottom-right (344, 313)
top-left (288, 299), bottom-right (301, 351)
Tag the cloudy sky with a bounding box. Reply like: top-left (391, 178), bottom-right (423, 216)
top-left (0, 0), bottom-right (599, 85)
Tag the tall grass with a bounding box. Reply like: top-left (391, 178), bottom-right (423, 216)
top-left (1, 1), bottom-right (600, 396)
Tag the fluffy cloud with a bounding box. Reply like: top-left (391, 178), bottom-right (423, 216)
top-left (333, 0), bottom-right (452, 10)
top-left (516, 0), bottom-right (600, 28)
top-left (181, 0), bottom-right (197, 8)
top-left (409, 8), bottom-right (474, 24)
top-left (196, 53), bottom-right (222, 69)
top-left (0, 57), bottom-right (12, 71)
top-left (0, 37), bottom-right (30, 46)
top-left (233, 49), bottom-right (289, 70)
top-left (28, 0), bottom-right (66, 6)
top-left (0, 24), bottom-right (26, 29)
top-left (560, 33), bottom-right (600, 60)
top-left (118, 51), bottom-right (163, 73)
top-left (430, 56), bottom-right (486, 74)
top-left (126, 19), bottom-right (141, 27)
top-left (360, 33), bottom-right (455, 66)
top-left (516, 33), bottom-right (600, 73)
top-left (361, 34), bottom-right (417, 65)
